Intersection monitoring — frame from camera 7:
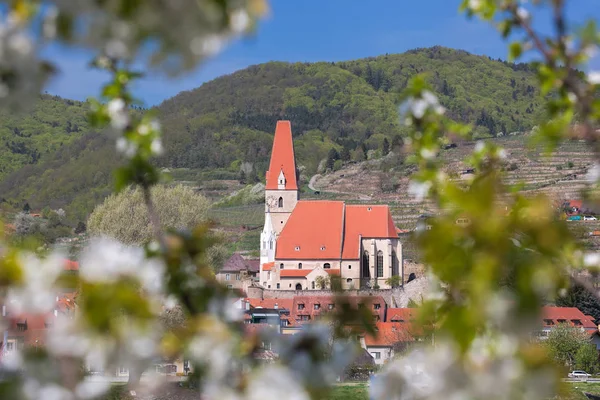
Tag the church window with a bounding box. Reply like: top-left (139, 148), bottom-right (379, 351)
top-left (348, 265), bottom-right (351, 269)
top-left (295, 283), bottom-right (302, 291)
top-left (362, 251), bottom-right (370, 278)
top-left (311, 281), bottom-right (315, 290)
top-left (295, 246), bottom-right (300, 251)
top-left (276, 283), bottom-right (280, 289)
top-left (324, 263), bottom-right (331, 269)
top-left (278, 197), bottom-right (283, 208)
top-left (280, 263), bottom-right (284, 269)
top-left (377, 251), bottom-right (384, 278)
top-left (346, 278), bottom-right (352, 283)
top-left (269, 240), bottom-right (273, 250)
top-left (392, 251), bottom-right (398, 276)
top-left (298, 263), bottom-right (302, 269)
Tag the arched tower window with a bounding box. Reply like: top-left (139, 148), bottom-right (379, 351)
top-left (324, 263), bottom-right (331, 269)
top-left (278, 197), bottom-right (283, 208)
top-left (295, 283), bottom-right (302, 291)
top-left (392, 251), bottom-right (398, 276)
top-left (377, 250), bottom-right (384, 278)
top-left (298, 263), bottom-right (303, 269)
top-left (362, 251), bottom-right (370, 278)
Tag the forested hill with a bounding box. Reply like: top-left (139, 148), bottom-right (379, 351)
top-left (0, 46), bottom-right (545, 221)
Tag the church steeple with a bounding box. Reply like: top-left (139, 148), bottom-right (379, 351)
top-left (266, 120), bottom-right (297, 190)
top-left (264, 120), bottom-right (299, 236)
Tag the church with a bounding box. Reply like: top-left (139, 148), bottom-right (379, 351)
top-left (259, 121), bottom-right (403, 291)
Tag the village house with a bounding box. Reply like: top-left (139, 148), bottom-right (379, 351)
top-left (360, 321), bottom-right (414, 365)
top-left (259, 121), bottom-right (403, 291)
top-left (216, 253), bottom-right (260, 290)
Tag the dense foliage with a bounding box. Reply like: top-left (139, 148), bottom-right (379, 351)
top-left (0, 46), bottom-right (545, 220)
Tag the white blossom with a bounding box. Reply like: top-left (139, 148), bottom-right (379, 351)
top-left (408, 180), bottom-right (432, 201)
top-left (516, 7), bottom-right (530, 21)
top-left (6, 252), bottom-right (65, 314)
top-left (586, 163), bottom-right (600, 183)
top-left (247, 365), bottom-right (310, 400)
top-left (150, 138), bottom-right (164, 155)
top-left (420, 148), bottom-right (436, 160)
top-left (588, 71), bottom-right (600, 85)
top-left (107, 98), bottom-right (129, 130)
top-left (584, 252), bottom-right (600, 267)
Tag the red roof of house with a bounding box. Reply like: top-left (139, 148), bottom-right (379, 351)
top-left (364, 322), bottom-right (414, 346)
top-left (386, 308), bottom-right (417, 323)
top-left (276, 201), bottom-right (345, 259)
top-left (262, 262), bottom-right (275, 271)
top-left (341, 205), bottom-right (398, 259)
top-left (245, 298), bottom-right (294, 310)
top-left (290, 295), bottom-right (386, 324)
top-left (64, 259), bottom-right (79, 271)
top-left (222, 253), bottom-right (259, 273)
top-left (280, 270), bottom-right (312, 278)
top-left (325, 269), bottom-right (340, 275)
top-left (265, 120), bottom-right (297, 190)
top-left (542, 306), bottom-right (597, 330)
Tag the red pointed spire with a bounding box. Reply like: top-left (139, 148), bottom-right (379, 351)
top-left (266, 121), bottom-right (298, 190)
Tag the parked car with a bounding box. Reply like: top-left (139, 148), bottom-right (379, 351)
top-left (584, 216), bottom-right (598, 221)
top-left (568, 371), bottom-right (592, 378)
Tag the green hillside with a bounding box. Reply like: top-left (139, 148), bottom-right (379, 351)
top-left (0, 46), bottom-right (546, 220)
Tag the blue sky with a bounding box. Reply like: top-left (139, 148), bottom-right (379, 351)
top-left (43, 0), bottom-right (600, 106)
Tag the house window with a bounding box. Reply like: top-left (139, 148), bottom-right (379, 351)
top-left (348, 265), bottom-right (351, 269)
top-left (324, 263), bottom-right (331, 269)
top-left (17, 323), bottom-right (26, 332)
top-left (6, 342), bottom-right (13, 351)
top-left (372, 352), bottom-right (381, 360)
top-left (298, 263), bottom-right (302, 269)
top-left (328, 304), bottom-right (334, 310)
top-left (572, 319), bottom-right (583, 326)
top-left (543, 319), bottom-right (554, 325)
top-left (300, 315), bottom-right (310, 321)
top-left (280, 263), bottom-right (284, 269)
top-left (557, 319), bottom-right (567, 324)
top-left (312, 281), bottom-right (315, 289)
top-left (119, 367), bottom-right (128, 375)
top-left (295, 283), bottom-right (302, 290)
top-left (277, 283), bottom-right (280, 289)
top-left (314, 303), bottom-right (320, 310)
top-left (377, 251), bottom-right (384, 278)
top-left (362, 251), bottom-right (370, 278)
top-left (298, 304), bottom-right (305, 310)
top-left (278, 197), bottom-right (283, 208)
top-left (374, 303), bottom-right (381, 310)
top-left (268, 285), bottom-right (271, 288)
top-left (225, 273), bottom-right (230, 281)
top-left (227, 284), bottom-right (233, 289)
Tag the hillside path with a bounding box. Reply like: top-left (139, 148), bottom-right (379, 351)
top-left (309, 173), bottom-right (372, 201)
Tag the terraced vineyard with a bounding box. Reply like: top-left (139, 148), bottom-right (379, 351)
top-left (312, 135), bottom-right (600, 253)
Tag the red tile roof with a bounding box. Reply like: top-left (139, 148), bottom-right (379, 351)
top-left (364, 322), bottom-right (414, 346)
top-left (325, 269), bottom-right (340, 275)
top-left (262, 262), bottom-right (275, 271)
top-left (63, 259), bottom-right (79, 271)
top-left (276, 201), bottom-right (345, 259)
top-left (245, 298), bottom-right (293, 309)
top-left (290, 295), bottom-right (386, 324)
top-left (341, 205), bottom-right (398, 259)
top-left (542, 306), bottom-right (597, 330)
top-left (265, 120), bottom-right (298, 190)
top-left (280, 270), bottom-right (311, 278)
top-left (386, 308), bottom-right (417, 323)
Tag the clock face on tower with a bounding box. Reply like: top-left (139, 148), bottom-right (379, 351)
top-left (266, 195), bottom-right (278, 210)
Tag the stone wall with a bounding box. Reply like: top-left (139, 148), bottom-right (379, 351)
top-left (248, 277), bottom-right (430, 308)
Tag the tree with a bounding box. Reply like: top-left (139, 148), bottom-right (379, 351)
top-left (385, 275), bottom-right (402, 288)
top-left (23, 202), bottom-right (30, 213)
top-left (315, 275), bottom-right (330, 290)
top-left (391, 134), bottom-right (404, 151)
top-left (575, 343), bottom-right (599, 374)
top-left (382, 138), bottom-right (390, 155)
top-left (239, 169), bottom-right (247, 184)
top-left (88, 185), bottom-right (211, 246)
top-left (340, 147), bottom-right (351, 161)
top-left (74, 221), bottom-right (87, 234)
top-left (556, 283), bottom-right (600, 323)
top-left (544, 324), bottom-right (591, 368)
